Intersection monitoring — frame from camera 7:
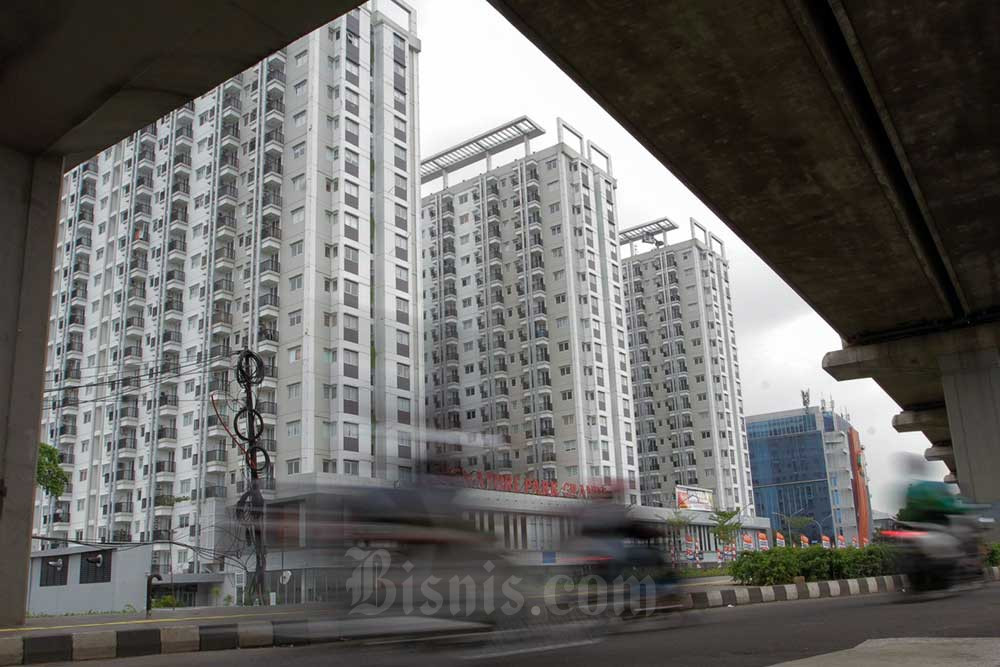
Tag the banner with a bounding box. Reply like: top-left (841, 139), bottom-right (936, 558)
top-left (685, 533), bottom-right (695, 561)
top-left (742, 532), bottom-right (753, 549)
top-left (821, 535), bottom-right (831, 549)
top-left (837, 534), bottom-right (846, 548)
top-left (758, 532), bottom-right (769, 550)
top-left (860, 536), bottom-right (868, 547)
top-left (775, 532), bottom-right (786, 548)
top-left (800, 534), bottom-right (810, 547)
top-left (676, 485), bottom-right (715, 512)
top-left (851, 536), bottom-right (858, 548)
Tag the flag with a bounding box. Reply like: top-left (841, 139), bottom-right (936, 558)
top-left (775, 531), bottom-right (786, 547)
top-left (742, 533), bottom-right (753, 549)
top-left (837, 534), bottom-right (846, 548)
top-left (800, 534), bottom-right (810, 547)
top-left (821, 535), bottom-right (831, 549)
top-left (851, 536), bottom-right (858, 548)
top-left (758, 532), bottom-right (769, 550)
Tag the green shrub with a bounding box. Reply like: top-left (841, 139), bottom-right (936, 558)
top-left (986, 543), bottom-right (1000, 567)
top-left (152, 595), bottom-right (178, 609)
top-left (729, 545), bottom-right (898, 586)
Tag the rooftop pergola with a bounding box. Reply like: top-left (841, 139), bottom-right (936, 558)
top-left (420, 116), bottom-right (545, 183)
top-left (619, 217), bottom-right (679, 246)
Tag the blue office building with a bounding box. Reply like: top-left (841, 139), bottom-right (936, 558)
top-left (747, 405), bottom-right (869, 545)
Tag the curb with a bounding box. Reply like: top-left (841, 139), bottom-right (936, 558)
top-left (685, 565), bottom-right (1000, 610)
top-left (3, 566), bottom-right (998, 665)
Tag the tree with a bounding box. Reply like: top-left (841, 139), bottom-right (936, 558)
top-left (709, 507), bottom-right (743, 548)
top-left (36, 443), bottom-right (68, 497)
top-left (785, 516), bottom-right (814, 546)
top-left (666, 512), bottom-right (693, 565)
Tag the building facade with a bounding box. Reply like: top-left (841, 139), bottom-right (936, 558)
top-left (621, 221), bottom-right (752, 511)
top-left (420, 118), bottom-right (640, 504)
top-left (35, 0), bottom-right (423, 575)
top-left (747, 404), bottom-right (873, 545)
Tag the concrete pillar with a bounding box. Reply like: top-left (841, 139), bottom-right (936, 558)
top-left (0, 145), bottom-right (63, 626)
top-left (940, 348), bottom-right (1000, 521)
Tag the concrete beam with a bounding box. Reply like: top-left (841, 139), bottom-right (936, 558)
top-left (891, 408), bottom-right (949, 433)
top-left (923, 444), bottom-right (955, 463)
top-left (0, 146), bottom-right (63, 626)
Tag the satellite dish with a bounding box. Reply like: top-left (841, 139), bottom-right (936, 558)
top-left (280, 570), bottom-right (292, 585)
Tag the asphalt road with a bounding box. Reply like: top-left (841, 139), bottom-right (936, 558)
top-left (42, 585), bottom-right (1000, 667)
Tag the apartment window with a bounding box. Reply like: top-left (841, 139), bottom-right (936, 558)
top-left (292, 174), bottom-right (305, 191)
top-left (293, 142), bottom-right (306, 159)
top-left (345, 87), bottom-right (360, 116)
top-left (288, 309), bottom-right (302, 326)
top-left (345, 117), bottom-right (360, 146)
top-left (344, 245), bottom-right (359, 274)
top-left (290, 240), bottom-right (304, 257)
top-left (294, 80), bottom-right (306, 96)
top-left (393, 88), bottom-right (406, 113)
top-left (292, 207), bottom-right (305, 225)
top-left (397, 330), bottom-right (410, 356)
top-left (344, 349), bottom-right (359, 378)
top-left (394, 203), bottom-right (408, 230)
top-left (286, 458), bottom-right (301, 475)
top-left (344, 422), bottom-right (360, 452)
top-left (287, 382), bottom-right (301, 399)
top-left (344, 149), bottom-right (360, 178)
top-left (344, 313), bottom-right (359, 342)
top-left (344, 459), bottom-right (360, 476)
top-left (289, 274), bottom-right (303, 291)
top-left (323, 347), bottom-right (337, 364)
top-left (344, 279), bottom-right (359, 308)
top-left (294, 50), bottom-right (307, 67)
top-left (397, 363), bottom-right (410, 390)
top-left (286, 420), bottom-right (301, 437)
top-left (345, 59), bottom-right (359, 85)
top-left (293, 111), bottom-right (306, 127)
top-left (398, 397), bottom-right (411, 424)
top-left (394, 173), bottom-right (407, 199)
top-left (394, 234), bottom-right (408, 260)
top-left (289, 346), bottom-right (302, 363)
top-left (395, 265), bottom-right (408, 291)
top-left (393, 116), bottom-right (406, 141)
top-left (323, 459), bottom-right (337, 473)
top-left (344, 386), bottom-right (360, 415)
top-left (344, 211), bottom-right (359, 240)
top-left (344, 180), bottom-right (359, 208)
top-left (395, 297), bottom-right (409, 324)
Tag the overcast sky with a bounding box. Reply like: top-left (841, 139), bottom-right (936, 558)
top-left (410, 0), bottom-right (944, 513)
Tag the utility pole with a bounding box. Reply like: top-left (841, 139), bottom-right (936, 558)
top-left (232, 349), bottom-right (269, 605)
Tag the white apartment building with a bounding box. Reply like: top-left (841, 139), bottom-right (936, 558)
top-left (621, 219), bottom-right (752, 511)
top-left (36, 0), bottom-right (423, 575)
top-left (420, 118), bottom-right (640, 504)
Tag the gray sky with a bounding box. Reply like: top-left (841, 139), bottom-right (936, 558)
top-left (411, 0), bottom-right (944, 512)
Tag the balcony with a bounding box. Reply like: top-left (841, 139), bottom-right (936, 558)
top-left (220, 123), bottom-right (240, 149)
top-left (266, 67), bottom-right (286, 92)
top-left (217, 183), bottom-right (238, 209)
top-left (209, 345), bottom-right (232, 368)
top-left (175, 124), bottom-right (193, 144)
top-left (262, 191), bottom-right (282, 217)
top-left (173, 151), bottom-right (192, 172)
top-left (259, 258), bottom-right (280, 285)
top-left (201, 486), bottom-right (227, 500)
top-left (204, 449), bottom-right (227, 471)
top-left (264, 128), bottom-right (284, 153)
top-left (165, 269), bottom-right (185, 289)
top-left (167, 238), bottom-right (187, 262)
top-left (263, 158), bottom-right (282, 185)
top-left (258, 292), bottom-right (280, 319)
top-left (258, 327), bottom-right (279, 352)
top-left (222, 95), bottom-right (242, 120)
top-left (160, 329), bottom-right (182, 350)
top-left (215, 245), bottom-right (236, 267)
top-left (216, 213), bottom-right (236, 238)
top-left (265, 98), bottom-right (285, 126)
top-left (157, 427), bottom-right (177, 442)
top-left (125, 315), bottom-right (146, 338)
top-left (260, 223), bottom-right (281, 251)
top-left (158, 393), bottom-right (179, 413)
top-left (163, 299), bottom-right (184, 321)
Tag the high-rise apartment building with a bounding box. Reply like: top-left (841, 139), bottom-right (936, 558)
top-left (35, 0), bottom-right (422, 574)
top-left (748, 404), bottom-right (872, 545)
top-left (420, 118), bottom-right (640, 504)
top-left (621, 221), bottom-right (752, 511)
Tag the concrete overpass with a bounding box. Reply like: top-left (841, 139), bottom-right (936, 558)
top-left (487, 1), bottom-right (1000, 510)
top-left (0, 0), bottom-right (362, 625)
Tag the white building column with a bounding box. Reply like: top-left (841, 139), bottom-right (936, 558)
top-left (0, 145), bottom-right (63, 626)
top-left (940, 348), bottom-right (1000, 522)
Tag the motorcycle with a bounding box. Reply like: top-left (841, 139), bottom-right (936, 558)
top-left (882, 516), bottom-right (983, 594)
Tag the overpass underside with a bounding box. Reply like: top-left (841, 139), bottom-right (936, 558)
top-left (488, 0), bottom-right (1000, 510)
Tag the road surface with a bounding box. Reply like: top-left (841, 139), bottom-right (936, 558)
top-left (40, 585), bottom-right (1000, 666)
